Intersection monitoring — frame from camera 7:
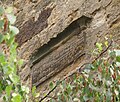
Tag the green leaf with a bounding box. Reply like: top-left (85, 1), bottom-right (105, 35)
top-left (109, 50), bottom-right (116, 58)
top-left (12, 93), bottom-right (22, 102)
top-left (0, 20), bottom-right (4, 28)
top-left (0, 6), bottom-right (4, 15)
top-left (21, 86), bottom-right (29, 94)
top-left (32, 86), bottom-right (36, 96)
top-left (35, 93), bottom-right (40, 98)
top-left (9, 74), bottom-right (19, 84)
top-left (0, 33), bottom-right (3, 43)
top-left (31, 86), bottom-right (40, 98)
top-left (114, 89), bottom-right (119, 96)
top-left (116, 56), bottom-right (120, 62)
top-left (9, 26), bottom-right (19, 35)
top-left (96, 43), bottom-right (103, 52)
top-left (104, 41), bottom-right (108, 47)
top-left (0, 83), bottom-right (2, 93)
top-left (110, 68), bottom-right (114, 75)
top-left (66, 84), bottom-right (72, 94)
top-left (83, 95), bottom-right (89, 102)
top-left (7, 36), bottom-right (14, 45)
top-left (7, 14), bottom-right (16, 24)
top-left (61, 81), bottom-right (66, 90)
top-left (89, 83), bottom-right (100, 92)
top-left (106, 80), bottom-right (112, 86)
top-left (6, 80), bottom-right (11, 85)
top-left (116, 62), bottom-right (120, 67)
top-left (83, 68), bottom-right (91, 73)
top-left (5, 7), bottom-right (13, 13)
top-left (5, 85), bottom-right (12, 97)
top-left (56, 80), bottom-right (60, 86)
top-left (106, 89), bottom-right (112, 101)
top-left (73, 98), bottom-right (80, 101)
top-left (4, 33), bottom-right (10, 40)
top-left (3, 65), bottom-right (14, 75)
top-left (17, 59), bottom-right (23, 67)
top-left (114, 50), bottom-right (120, 56)
top-left (0, 53), bottom-right (6, 63)
top-left (49, 82), bottom-right (54, 89)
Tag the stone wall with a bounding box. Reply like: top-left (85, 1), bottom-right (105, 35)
top-left (11, 0), bottom-right (120, 96)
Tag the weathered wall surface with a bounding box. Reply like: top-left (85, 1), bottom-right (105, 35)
top-left (13, 0), bottom-right (120, 97)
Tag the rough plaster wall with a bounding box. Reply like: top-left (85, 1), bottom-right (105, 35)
top-left (12, 0), bottom-right (120, 98)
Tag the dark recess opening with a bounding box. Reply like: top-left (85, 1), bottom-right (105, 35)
top-left (31, 16), bottom-right (92, 66)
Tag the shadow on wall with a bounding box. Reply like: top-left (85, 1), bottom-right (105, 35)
top-left (31, 16), bottom-right (92, 65)
top-left (31, 15), bottom-right (92, 87)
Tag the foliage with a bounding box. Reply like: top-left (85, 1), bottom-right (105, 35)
top-left (0, 5), bottom-right (31, 102)
top-left (49, 39), bottom-right (120, 102)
